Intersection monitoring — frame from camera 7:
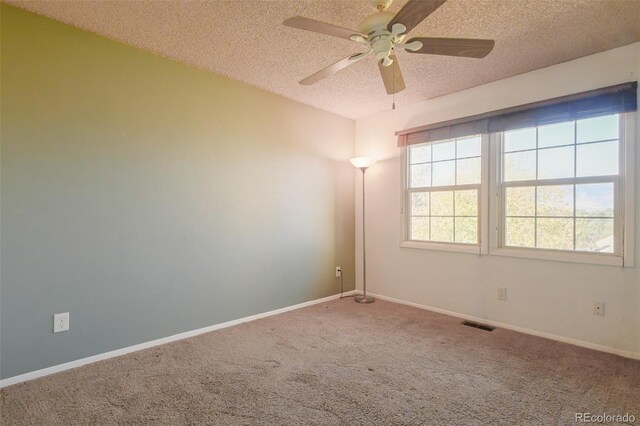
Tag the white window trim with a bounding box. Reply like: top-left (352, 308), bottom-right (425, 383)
top-left (399, 134), bottom-right (489, 255)
top-left (488, 112), bottom-right (635, 267)
top-left (622, 111), bottom-right (636, 267)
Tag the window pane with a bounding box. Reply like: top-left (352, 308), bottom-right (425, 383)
top-left (506, 186), bottom-right (535, 216)
top-left (411, 217), bottom-right (429, 241)
top-left (456, 157), bottom-right (481, 185)
top-left (576, 141), bottom-right (618, 177)
top-left (538, 146), bottom-right (574, 179)
top-left (504, 150), bottom-right (536, 181)
top-left (432, 140), bottom-right (456, 161)
top-left (410, 145), bottom-right (431, 164)
top-left (455, 190), bottom-right (477, 216)
top-left (406, 134), bottom-right (486, 248)
top-left (411, 192), bottom-right (429, 215)
top-left (431, 191), bottom-right (454, 216)
top-left (537, 185), bottom-right (573, 217)
top-left (505, 218), bottom-right (535, 248)
top-left (538, 121), bottom-right (574, 148)
top-left (431, 217), bottom-right (454, 242)
top-left (410, 163), bottom-right (431, 188)
top-left (505, 128), bottom-right (536, 152)
top-left (575, 218), bottom-right (614, 253)
top-left (455, 217), bottom-right (477, 243)
top-left (432, 160), bottom-right (455, 186)
top-left (456, 136), bottom-right (481, 158)
top-left (577, 114), bottom-right (618, 143)
top-left (499, 117), bottom-right (622, 256)
top-left (537, 218), bottom-right (573, 250)
top-left (576, 183), bottom-right (614, 218)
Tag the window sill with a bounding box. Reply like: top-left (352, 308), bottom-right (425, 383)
top-left (399, 242), bottom-right (625, 266)
top-left (490, 247), bottom-right (623, 267)
top-left (400, 240), bottom-right (482, 255)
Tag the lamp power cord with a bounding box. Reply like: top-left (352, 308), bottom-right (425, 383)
top-left (338, 269), bottom-right (355, 299)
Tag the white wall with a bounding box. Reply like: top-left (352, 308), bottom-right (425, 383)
top-left (355, 43), bottom-right (640, 357)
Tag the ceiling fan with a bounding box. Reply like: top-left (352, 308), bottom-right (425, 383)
top-left (283, 0), bottom-right (495, 95)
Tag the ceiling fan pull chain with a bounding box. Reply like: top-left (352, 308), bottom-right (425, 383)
top-left (392, 58), bottom-right (396, 110)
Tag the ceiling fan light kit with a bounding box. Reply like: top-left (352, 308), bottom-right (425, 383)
top-left (283, 0), bottom-right (495, 97)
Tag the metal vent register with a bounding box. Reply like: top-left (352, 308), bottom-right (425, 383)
top-left (461, 321), bottom-right (495, 332)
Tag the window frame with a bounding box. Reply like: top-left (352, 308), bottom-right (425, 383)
top-left (399, 112), bottom-right (635, 267)
top-left (399, 134), bottom-right (490, 255)
top-left (488, 111), bottom-right (635, 267)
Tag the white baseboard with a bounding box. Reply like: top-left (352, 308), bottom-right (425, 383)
top-left (363, 291), bottom-right (640, 360)
top-left (4, 288), bottom-right (635, 389)
top-left (0, 290), bottom-right (356, 389)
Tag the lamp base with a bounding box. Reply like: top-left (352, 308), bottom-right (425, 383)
top-left (355, 295), bottom-right (375, 304)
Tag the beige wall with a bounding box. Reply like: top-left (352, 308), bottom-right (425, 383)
top-left (0, 5), bottom-right (355, 379)
top-left (355, 43), bottom-right (640, 357)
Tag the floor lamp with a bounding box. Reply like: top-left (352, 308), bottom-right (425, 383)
top-left (350, 157), bottom-right (376, 304)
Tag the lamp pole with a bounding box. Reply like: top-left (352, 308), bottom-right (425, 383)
top-left (351, 158), bottom-right (376, 303)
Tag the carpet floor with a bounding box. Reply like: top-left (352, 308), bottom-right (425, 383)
top-left (1, 298), bottom-right (639, 425)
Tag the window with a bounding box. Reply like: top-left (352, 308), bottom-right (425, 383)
top-left (399, 83), bottom-right (636, 265)
top-left (497, 114), bottom-right (624, 260)
top-left (404, 135), bottom-right (486, 252)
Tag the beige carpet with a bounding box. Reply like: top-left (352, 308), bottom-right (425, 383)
top-left (2, 298), bottom-right (639, 425)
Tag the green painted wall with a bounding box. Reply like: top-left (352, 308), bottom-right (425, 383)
top-left (0, 4), bottom-right (355, 379)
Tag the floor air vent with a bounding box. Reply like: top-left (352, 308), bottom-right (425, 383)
top-left (462, 320), bottom-right (495, 332)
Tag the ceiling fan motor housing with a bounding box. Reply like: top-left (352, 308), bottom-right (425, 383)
top-left (358, 11), bottom-right (399, 65)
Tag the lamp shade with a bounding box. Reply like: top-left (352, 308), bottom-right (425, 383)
top-left (349, 157), bottom-right (376, 170)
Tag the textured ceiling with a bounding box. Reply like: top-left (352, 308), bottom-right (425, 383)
top-left (7, 0), bottom-right (640, 119)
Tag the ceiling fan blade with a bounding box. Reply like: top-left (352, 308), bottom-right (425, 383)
top-left (378, 54), bottom-right (406, 95)
top-left (387, 0), bottom-right (447, 34)
top-left (406, 37), bottom-right (495, 58)
top-left (284, 16), bottom-right (365, 40)
top-left (300, 52), bottom-right (370, 86)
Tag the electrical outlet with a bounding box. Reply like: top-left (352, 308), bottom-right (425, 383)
top-left (593, 302), bottom-right (605, 316)
top-left (53, 312), bottom-right (69, 333)
top-left (497, 287), bottom-right (507, 301)
top-left (335, 266), bottom-right (342, 278)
